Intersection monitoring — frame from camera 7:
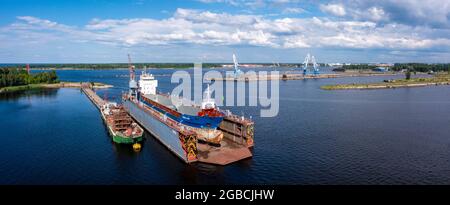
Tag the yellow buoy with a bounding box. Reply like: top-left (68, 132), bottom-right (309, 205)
top-left (132, 143), bottom-right (142, 152)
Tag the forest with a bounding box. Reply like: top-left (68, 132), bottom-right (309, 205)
top-left (0, 68), bottom-right (59, 88)
top-left (342, 63), bottom-right (450, 72)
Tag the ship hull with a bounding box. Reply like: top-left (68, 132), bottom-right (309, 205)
top-left (111, 134), bottom-right (143, 144)
top-left (179, 114), bottom-right (223, 129)
top-left (123, 99), bottom-right (193, 163)
top-left (139, 94), bottom-right (223, 129)
top-left (100, 107), bottom-right (144, 145)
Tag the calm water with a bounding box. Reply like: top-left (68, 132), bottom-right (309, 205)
top-left (1, 68), bottom-right (450, 185)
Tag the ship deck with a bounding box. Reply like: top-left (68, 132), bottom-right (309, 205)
top-left (196, 138), bottom-right (252, 165)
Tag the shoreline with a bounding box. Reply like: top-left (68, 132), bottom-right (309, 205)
top-left (0, 82), bottom-right (113, 93)
top-left (208, 72), bottom-right (402, 81)
top-left (321, 74), bottom-right (450, 90)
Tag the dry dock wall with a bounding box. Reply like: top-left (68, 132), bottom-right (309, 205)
top-left (124, 99), bottom-right (196, 163)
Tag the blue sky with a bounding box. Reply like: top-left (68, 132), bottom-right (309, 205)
top-left (0, 0), bottom-right (449, 63)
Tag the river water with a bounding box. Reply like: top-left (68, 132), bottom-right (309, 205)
top-left (1, 67), bottom-right (450, 185)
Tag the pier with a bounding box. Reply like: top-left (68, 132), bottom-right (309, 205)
top-left (81, 83), bottom-right (106, 109)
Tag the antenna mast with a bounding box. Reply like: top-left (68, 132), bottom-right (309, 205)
top-left (128, 54), bottom-right (135, 81)
top-left (26, 64), bottom-right (30, 75)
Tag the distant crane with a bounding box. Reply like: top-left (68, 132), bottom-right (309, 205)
top-left (232, 53), bottom-right (243, 78)
top-left (272, 61), bottom-right (281, 67)
top-left (302, 53), bottom-right (320, 76)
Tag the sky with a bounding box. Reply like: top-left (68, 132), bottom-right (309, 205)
top-left (0, 0), bottom-right (449, 63)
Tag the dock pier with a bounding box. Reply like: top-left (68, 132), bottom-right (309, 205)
top-left (81, 83), bottom-right (106, 109)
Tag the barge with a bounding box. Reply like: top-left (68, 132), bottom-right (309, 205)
top-left (100, 102), bottom-right (144, 144)
top-left (81, 84), bottom-right (144, 149)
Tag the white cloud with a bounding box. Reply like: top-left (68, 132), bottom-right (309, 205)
top-left (1, 8), bottom-right (449, 53)
top-left (331, 0), bottom-right (450, 27)
top-left (367, 7), bottom-right (386, 22)
top-left (196, 0), bottom-right (302, 8)
top-left (320, 4), bottom-right (346, 17)
top-left (282, 7), bottom-right (305, 14)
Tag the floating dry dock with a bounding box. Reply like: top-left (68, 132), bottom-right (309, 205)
top-left (82, 83), bottom-right (253, 165)
top-left (123, 94), bottom-right (254, 165)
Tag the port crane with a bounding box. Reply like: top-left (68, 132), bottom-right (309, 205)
top-left (302, 53), bottom-right (320, 76)
top-left (232, 54), bottom-right (243, 78)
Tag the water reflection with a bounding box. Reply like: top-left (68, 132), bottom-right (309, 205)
top-left (0, 88), bottom-right (59, 101)
top-left (2, 69), bottom-right (450, 184)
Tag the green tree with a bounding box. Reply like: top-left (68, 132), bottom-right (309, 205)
top-left (405, 67), bottom-right (412, 80)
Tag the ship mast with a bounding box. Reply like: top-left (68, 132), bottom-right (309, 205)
top-left (128, 54), bottom-right (138, 98)
top-left (128, 54), bottom-right (135, 81)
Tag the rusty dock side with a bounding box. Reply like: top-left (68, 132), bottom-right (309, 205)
top-left (196, 113), bottom-right (255, 165)
top-left (196, 137), bottom-right (252, 165)
top-left (219, 113), bottom-right (255, 147)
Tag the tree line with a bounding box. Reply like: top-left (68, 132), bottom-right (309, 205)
top-left (342, 63), bottom-right (450, 72)
top-left (0, 68), bottom-right (59, 88)
top-left (0, 63), bottom-right (196, 69)
top-left (0, 63), bottom-right (320, 70)
top-left (391, 63), bottom-right (450, 72)
top-left (341, 64), bottom-right (377, 70)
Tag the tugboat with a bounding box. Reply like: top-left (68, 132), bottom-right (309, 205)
top-left (100, 102), bottom-right (144, 145)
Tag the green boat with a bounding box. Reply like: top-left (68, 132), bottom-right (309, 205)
top-left (101, 102), bottom-right (144, 145)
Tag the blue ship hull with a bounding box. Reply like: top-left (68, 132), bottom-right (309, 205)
top-left (139, 95), bottom-right (223, 129)
top-left (178, 114), bottom-right (223, 129)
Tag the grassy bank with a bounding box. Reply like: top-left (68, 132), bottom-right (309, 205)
top-left (321, 74), bottom-right (450, 90)
top-left (0, 84), bottom-right (48, 93)
top-left (0, 82), bottom-right (113, 93)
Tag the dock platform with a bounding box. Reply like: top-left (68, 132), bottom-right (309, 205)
top-left (197, 138), bottom-right (252, 165)
top-left (81, 83), bottom-right (106, 109)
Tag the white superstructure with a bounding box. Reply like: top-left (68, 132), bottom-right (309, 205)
top-left (201, 84), bottom-right (216, 109)
top-left (139, 68), bottom-right (158, 95)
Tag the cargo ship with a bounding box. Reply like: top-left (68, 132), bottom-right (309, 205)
top-left (137, 68), bottom-right (224, 129)
top-left (125, 56), bottom-right (223, 145)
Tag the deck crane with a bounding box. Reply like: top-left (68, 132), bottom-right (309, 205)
top-left (128, 54), bottom-right (138, 98)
